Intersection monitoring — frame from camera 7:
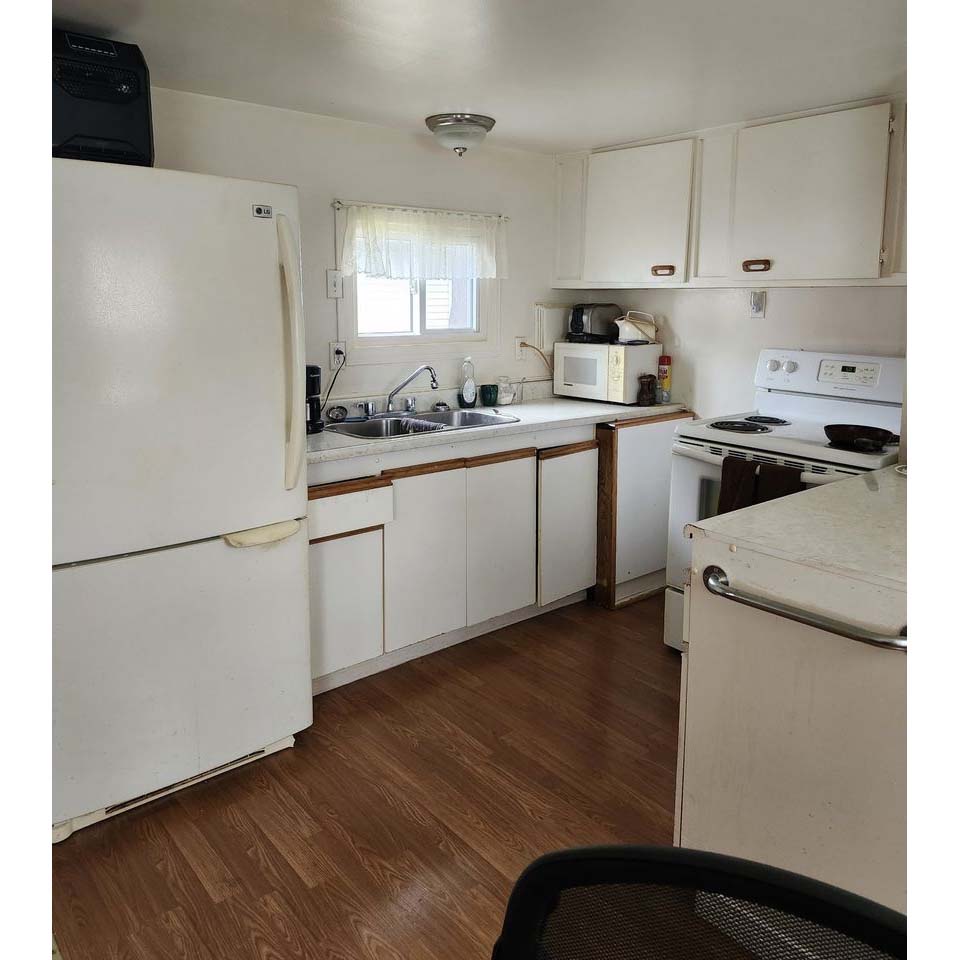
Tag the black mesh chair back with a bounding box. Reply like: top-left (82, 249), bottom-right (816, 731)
top-left (492, 846), bottom-right (906, 960)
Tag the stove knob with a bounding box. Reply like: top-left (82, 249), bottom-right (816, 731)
top-left (783, 360), bottom-right (798, 373)
top-left (766, 359), bottom-right (781, 372)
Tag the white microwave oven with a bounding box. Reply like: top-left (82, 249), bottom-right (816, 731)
top-left (553, 342), bottom-right (661, 403)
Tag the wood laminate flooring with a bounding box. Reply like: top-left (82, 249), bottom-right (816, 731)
top-left (53, 595), bottom-right (681, 960)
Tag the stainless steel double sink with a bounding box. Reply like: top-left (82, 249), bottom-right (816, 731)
top-left (325, 408), bottom-right (520, 439)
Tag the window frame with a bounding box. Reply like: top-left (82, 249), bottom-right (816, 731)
top-left (335, 203), bottom-right (503, 365)
top-left (353, 277), bottom-right (480, 340)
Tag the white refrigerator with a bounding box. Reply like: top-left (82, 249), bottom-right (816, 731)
top-left (53, 159), bottom-right (312, 840)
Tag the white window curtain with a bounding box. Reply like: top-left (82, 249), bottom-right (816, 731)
top-left (338, 202), bottom-right (509, 280)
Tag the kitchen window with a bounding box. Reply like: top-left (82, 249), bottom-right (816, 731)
top-left (336, 200), bottom-right (507, 362)
top-left (356, 276), bottom-right (478, 337)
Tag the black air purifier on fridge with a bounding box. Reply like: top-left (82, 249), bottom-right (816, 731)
top-left (53, 29), bottom-right (154, 166)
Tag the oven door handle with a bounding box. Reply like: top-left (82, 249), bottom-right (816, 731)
top-left (672, 443), bottom-right (850, 486)
top-left (702, 565), bottom-right (907, 651)
top-left (671, 442), bottom-right (725, 466)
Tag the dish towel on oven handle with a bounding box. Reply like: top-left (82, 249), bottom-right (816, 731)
top-left (717, 457), bottom-right (803, 515)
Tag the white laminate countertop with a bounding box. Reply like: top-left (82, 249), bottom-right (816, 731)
top-left (306, 399), bottom-right (689, 464)
top-left (690, 465), bottom-right (906, 592)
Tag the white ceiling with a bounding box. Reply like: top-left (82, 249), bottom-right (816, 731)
top-left (53, 0), bottom-right (906, 154)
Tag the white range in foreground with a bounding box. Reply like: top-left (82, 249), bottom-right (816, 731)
top-left (676, 466), bottom-right (906, 911)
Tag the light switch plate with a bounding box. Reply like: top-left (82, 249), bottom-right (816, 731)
top-left (326, 269), bottom-right (343, 299)
top-left (749, 290), bottom-right (767, 319)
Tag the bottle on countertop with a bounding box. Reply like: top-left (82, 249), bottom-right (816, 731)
top-left (657, 354), bottom-right (672, 404)
top-left (458, 356), bottom-right (477, 408)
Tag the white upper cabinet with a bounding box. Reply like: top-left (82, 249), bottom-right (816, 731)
top-left (554, 154), bottom-right (587, 285)
top-left (552, 101), bottom-right (904, 288)
top-left (731, 103), bottom-right (892, 280)
top-left (694, 133), bottom-right (736, 279)
top-left (582, 139), bottom-right (695, 284)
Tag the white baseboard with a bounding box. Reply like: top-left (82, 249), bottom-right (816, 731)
top-left (312, 590), bottom-right (587, 696)
top-left (52, 735), bottom-right (295, 843)
top-left (614, 569), bottom-right (666, 607)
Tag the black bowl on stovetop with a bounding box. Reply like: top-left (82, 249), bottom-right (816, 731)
top-left (824, 424), bottom-right (900, 453)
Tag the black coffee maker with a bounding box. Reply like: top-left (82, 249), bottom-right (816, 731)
top-left (306, 365), bottom-right (323, 434)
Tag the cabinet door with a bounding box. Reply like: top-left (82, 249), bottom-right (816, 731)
top-left (54, 525), bottom-right (311, 825)
top-left (537, 443), bottom-right (599, 606)
top-left (466, 452), bottom-right (537, 625)
top-left (309, 529), bottom-right (384, 678)
top-left (695, 133), bottom-right (736, 279)
top-left (384, 466), bottom-right (467, 651)
top-left (582, 139), bottom-right (694, 284)
top-left (732, 103), bottom-right (891, 279)
top-left (615, 416), bottom-right (692, 582)
top-left (554, 154), bottom-right (587, 284)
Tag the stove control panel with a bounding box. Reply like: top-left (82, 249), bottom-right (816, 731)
top-left (754, 349), bottom-right (904, 404)
top-left (818, 359), bottom-right (881, 387)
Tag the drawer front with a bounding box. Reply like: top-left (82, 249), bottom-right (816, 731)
top-left (307, 478), bottom-right (394, 541)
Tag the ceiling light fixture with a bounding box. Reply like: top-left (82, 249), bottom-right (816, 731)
top-left (425, 113), bottom-right (496, 157)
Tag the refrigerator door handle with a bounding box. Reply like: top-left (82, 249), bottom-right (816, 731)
top-left (277, 214), bottom-right (306, 490)
top-left (223, 519), bottom-right (301, 548)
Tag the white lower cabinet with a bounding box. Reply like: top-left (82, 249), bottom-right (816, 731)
top-left (466, 451), bottom-right (537, 625)
top-left (537, 442), bottom-right (599, 605)
top-left (615, 415), bottom-right (692, 581)
top-left (384, 465), bottom-right (467, 652)
top-left (308, 437), bottom-right (599, 680)
top-left (309, 529), bottom-right (384, 677)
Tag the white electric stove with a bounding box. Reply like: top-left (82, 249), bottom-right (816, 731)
top-left (663, 348), bottom-right (905, 650)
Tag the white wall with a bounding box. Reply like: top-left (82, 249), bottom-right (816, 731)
top-left (149, 87), bottom-right (907, 416)
top-left (606, 286), bottom-right (907, 417)
top-left (150, 87), bottom-right (557, 400)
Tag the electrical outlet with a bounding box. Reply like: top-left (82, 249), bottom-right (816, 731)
top-left (326, 269), bottom-right (343, 299)
top-left (329, 341), bottom-right (346, 369)
top-left (515, 337), bottom-right (528, 361)
top-left (749, 290), bottom-right (767, 319)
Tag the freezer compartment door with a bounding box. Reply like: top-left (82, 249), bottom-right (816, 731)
top-left (53, 523), bottom-right (312, 825)
top-left (53, 160), bottom-right (306, 564)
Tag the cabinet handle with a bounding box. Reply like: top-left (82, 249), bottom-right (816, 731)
top-left (742, 259), bottom-right (772, 272)
top-left (651, 264), bottom-right (675, 277)
top-left (702, 566), bottom-right (906, 651)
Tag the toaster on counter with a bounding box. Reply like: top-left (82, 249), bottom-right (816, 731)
top-left (567, 303), bottom-right (622, 342)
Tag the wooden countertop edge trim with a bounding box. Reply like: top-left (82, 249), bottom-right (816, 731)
top-left (537, 439), bottom-right (600, 461)
top-left (608, 410), bottom-right (695, 429)
top-left (310, 524), bottom-right (383, 546)
top-left (594, 427), bottom-right (618, 608)
top-left (381, 457), bottom-right (467, 480)
top-left (309, 475), bottom-right (393, 499)
top-left (464, 447), bottom-right (538, 469)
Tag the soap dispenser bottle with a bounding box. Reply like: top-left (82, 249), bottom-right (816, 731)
top-left (458, 357), bottom-right (477, 408)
